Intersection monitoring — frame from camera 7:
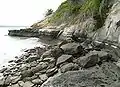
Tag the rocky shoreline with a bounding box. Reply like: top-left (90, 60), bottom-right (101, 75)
top-left (1, 31), bottom-right (120, 87)
top-left (8, 28), bottom-right (60, 39)
top-left (3, 0), bottom-right (120, 86)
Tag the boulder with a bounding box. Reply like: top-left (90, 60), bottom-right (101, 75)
top-left (23, 75), bottom-right (37, 82)
top-left (42, 57), bottom-right (55, 62)
top-left (18, 81), bottom-right (24, 87)
top-left (0, 78), bottom-right (5, 87)
top-left (74, 51), bottom-right (99, 68)
top-left (92, 50), bottom-right (111, 62)
top-left (41, 62), bottom-right (120, 87)
top-left (50, 47), bottom-right (63, 58)
top-left (60, 63), bottom-right (79, 73)
top-left (72, 29), bottom-right (87, 42)
top-left (60, 42), bottom-right (83, 55)
top-left (56, 54), bottom-right (73, 66)
top-left (23, 81), bottom-right (34, 87)
top-left (21, 69), bottom-right (33, 79)
top-left (30, 61), bottom-right (38, 67)
top-left (46, 67), bottom-right (58, 77)
top-left (39, 74), bottom-right (48, 81)
top-left (11, 84), bottom-right (19, 87)
top-left (32, 79), bottom-right (43, 85)
top-left (4, 75), bottom-right (11, 86)
top-left (31, 62), bottom-right (48, 73)
top-left (11, 76), bottom-right (21, 84)
top-left (41, 47), bottom-right (63, 60)
top-left (0, 68), bottom-right (7, 73)
top-left (25, 55), bottom-right (39, 63)
top-left (40, 50), bottom-right (52, 59)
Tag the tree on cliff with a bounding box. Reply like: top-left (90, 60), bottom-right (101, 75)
top-left (45, 9), bottom-right (53, 17)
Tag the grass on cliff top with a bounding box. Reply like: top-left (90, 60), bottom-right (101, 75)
top-left (49, 0), bottom-right (108, 30)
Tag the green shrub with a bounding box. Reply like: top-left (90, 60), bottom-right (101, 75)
top-left (49, 0), bottom-right (110, 30)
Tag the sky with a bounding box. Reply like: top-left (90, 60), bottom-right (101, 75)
top-left (0, 0), bottom-right (65, 26)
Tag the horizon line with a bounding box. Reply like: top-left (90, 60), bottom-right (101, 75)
top-left (0, 25), bottom-right (29, 27)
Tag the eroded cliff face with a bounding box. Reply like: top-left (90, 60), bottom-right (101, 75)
top-left (95, 0), bottom-right (120, 43)
top-left (31, 0), bottom-right (120, 44)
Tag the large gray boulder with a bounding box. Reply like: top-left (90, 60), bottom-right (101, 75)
top-left (56, 55), bottom-right (73, 66)
top-left (74, 51), bottom-right (99, 68)
top-left (60, 42), bottom-right (83, 55)
top-left (41, 47), bottom-right (63, 60)
top-left (60, 63), bottom-right (79, 73)
top-left (41, 62), bottom-right (120, 87)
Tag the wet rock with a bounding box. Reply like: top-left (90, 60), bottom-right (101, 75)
top-left (23, 81), bottom-right (34, 87)
top-left (0, 78), bottom-right (5, 86)
top-left (40, 50), bottom-right (52, 59)
top-left (7, 86), bottom-right (12, 87)
top-left (20, 65), bottom-right (28, 71)
top-left (51, 47), bottom-right (63, 58)
top-left (56, 54), bottom-right (73, 66)
top-left (57, 40), bottom-right (68, 47)
top-left (42, 57), bottom-right (55, 62)
top-left (60, 42), bottom-right (83, 55)
top-left (38, 69), bottom-right (47, 74)
top-left (23, 75), bottom-right (37, 82)
top-left (31, 62), bottom-right (48, 73)
top-left (25, 55), bottom-right (39, 63)
top-left (0, 68), bottom-right (7, 73)
top-left (92, 41), bottom-right (105, 49)
top-left (92, 50), bottom-right (111, 62)
top-left (8, 60), bottom-right (14, 63)
top-left (4, 75), bottom-right (11, 86)
top-left (30, 61), bottom-right (38, 67)
top-left (41, 47), bottom-right (63, 60)
top-left (25, 48), bottom-right (36, 53)
top-left (74, 51), bottom-right (99, 68)
top-left (18, 81), bottom-right (24, 87)
top-left (46, 67), bottom-right (58, 77)
top-left (32, 79), bottom-right (43, 85)
top-left (43, 57), bottom-right (56, 69)
top-left (39, 74), bottom-right (48, 81)
top-left (14, 59), bottom-right (22, 63)
top-left (11, 76), bottom-right (21, 84)
top-left (60, 63), bottom-right (79, 73)
top-left (21, 69), bottom-right (33, 79)
top-left (11, 84), bottom-right (19, 87)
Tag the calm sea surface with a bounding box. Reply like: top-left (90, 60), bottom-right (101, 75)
top-left (0, 27), bottom-right (45, 68)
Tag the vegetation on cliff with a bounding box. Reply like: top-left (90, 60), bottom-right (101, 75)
top-left (32, 0), bottom-right (112, 31)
